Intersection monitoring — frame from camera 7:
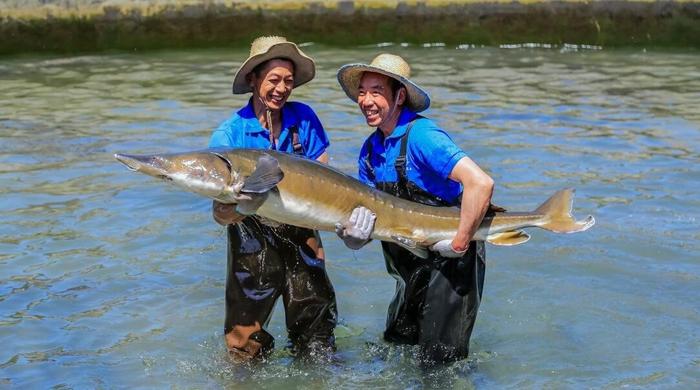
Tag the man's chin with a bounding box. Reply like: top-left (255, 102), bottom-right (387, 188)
top-left (265, 99), bottom-right (287, 110)
top-left (364, 117), bottom-right (381, 127)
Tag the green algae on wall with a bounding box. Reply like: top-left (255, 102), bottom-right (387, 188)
top-left (0, 1), bottom-right (699, 55)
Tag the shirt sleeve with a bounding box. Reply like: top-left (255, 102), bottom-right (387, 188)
top-left (410, 120), bottom-right (467, 179)
top-left (298, 105), bottom-right (330, 160)
top-left (357, 137), bottom-right (376, 187)
top-left (208, 119), bottom-right (235, 148)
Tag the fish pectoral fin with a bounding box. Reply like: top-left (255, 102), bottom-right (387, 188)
top-left (391, 235), bottom-right (430, 259)
top-left (235, 192), bottom-right (269, 216)
top-left (486, 230), bottom-right (531, 246)
top-left (241, 154), bottom-right (284, 194)
top-left (233, 154), bottom-right (281, 215)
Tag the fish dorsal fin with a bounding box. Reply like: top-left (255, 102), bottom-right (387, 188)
top-left (486, 230), bottom-right (531, 246)
top-left (241, 154), bottom-right (284, 194)
top-left (488, 203), bottom-right (507, 213)
top-left (391, 235), bottom-right (429, 259)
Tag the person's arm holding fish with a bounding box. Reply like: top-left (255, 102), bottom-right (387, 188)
top-left (335, 157), bottom-right (493, 255)
top-left (211, 118), bottom-right (330, 226)
top-left (209, 122), bottom-right (246, 225)
top-left (212, 200), bottom-right (246, 226)
top-left (430, 156), bottom-right (493, 257)
top-left (334, 141), bottom-right (377, 249)
top-left (336, 137), bottom-right (493, 257)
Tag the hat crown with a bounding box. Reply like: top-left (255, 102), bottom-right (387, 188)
top-left (232, 35), bottom-right (315, 94)
top-left (249, 36), bottom-right (290, 57)
top-left (369, 53), bottom-right (411, 79)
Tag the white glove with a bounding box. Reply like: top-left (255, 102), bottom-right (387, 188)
top-left (430, 240), bottom-right (467, 258)
top-left (335, 206), bottom-right (376, 250)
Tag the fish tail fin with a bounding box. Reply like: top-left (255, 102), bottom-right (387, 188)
top-left (535, 188), bottom-right (595, 233)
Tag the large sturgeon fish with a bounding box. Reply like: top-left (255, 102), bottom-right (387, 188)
top-left (115, 148), bottom-right (594, 257)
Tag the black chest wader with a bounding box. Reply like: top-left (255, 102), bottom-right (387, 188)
top-left (364, 123), bottom-right (486, 365)
top-left (224, 126), bottom-right (337, 359)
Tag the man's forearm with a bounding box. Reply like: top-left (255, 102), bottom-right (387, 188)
top-left (454, 183), bottom-right (493, 250)
top-left (448, 157), bottom-right (494, 251)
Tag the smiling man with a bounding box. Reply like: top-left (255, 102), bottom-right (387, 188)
top-left (209, 36), bottom-right (336, 362)
top-left (335, 53), bottom-right (494, 365)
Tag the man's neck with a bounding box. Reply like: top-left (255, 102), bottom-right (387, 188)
top-left (252, 97), bottom-right (281, 132)
top-left (378, 107), bottom-right (403, 138)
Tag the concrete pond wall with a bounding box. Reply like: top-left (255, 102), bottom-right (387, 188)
top-left (0, 1), bottom-right (699, 55)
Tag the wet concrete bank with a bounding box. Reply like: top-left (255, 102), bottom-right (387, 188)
top-left (0, 1), bottom-right (699, 55)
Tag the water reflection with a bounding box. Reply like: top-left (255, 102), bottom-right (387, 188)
top-left (1, 46), bottom-right (699, 388)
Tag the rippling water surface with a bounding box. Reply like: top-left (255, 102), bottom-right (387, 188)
top-left (1, 45), bottom-right (699, 388)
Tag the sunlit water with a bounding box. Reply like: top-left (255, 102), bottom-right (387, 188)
top-left (1, 45), bottom-right (699, 388)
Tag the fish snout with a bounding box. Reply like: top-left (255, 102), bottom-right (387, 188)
top-left (115, 153), bottom-right (146, 171)
top-left (114, 153), bottom-right (171, 179)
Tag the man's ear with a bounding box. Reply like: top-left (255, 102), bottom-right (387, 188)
top-left (397, 87), bottom-right (407, 106)
top-left (246, 73), bottom-right (256, 89)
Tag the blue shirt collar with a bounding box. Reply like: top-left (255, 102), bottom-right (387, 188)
top-left (237, 98), bottom-right (259, 131)
top-left (377, 107), bottom-right (418, 141)
top-left (238, 98), bottom-right (299, 145)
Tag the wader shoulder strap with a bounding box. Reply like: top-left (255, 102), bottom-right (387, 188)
top-left (394, 122), bottom-right (415, 190)
top-left (363, 138), bottom-right (376, 183)
top-left (289, 125), bottom-right (305, 156)
top-left (392, 119), bottom-right (455, 206)
top-left (365, 119), bottom-right (417, 186)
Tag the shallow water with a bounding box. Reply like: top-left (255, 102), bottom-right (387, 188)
top-left (1, 45), bottom-right (699, 388)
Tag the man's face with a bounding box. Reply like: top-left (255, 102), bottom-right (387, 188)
top-left (250, 59), bottom-right (294, 111)
top-left (357, 72), bottom-right (404, 128)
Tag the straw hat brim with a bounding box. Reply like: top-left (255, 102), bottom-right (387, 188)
top-left (337, 64), bottom-right (431, 112)
top-left (232, 42), bottom-right (315, 94)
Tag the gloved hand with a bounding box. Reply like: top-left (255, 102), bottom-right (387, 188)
top-left (335, 206), bottom-right (376, 250)
top-left (429, 240), bottom-right (468, 258)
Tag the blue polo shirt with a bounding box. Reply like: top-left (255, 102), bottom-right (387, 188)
top-left (209, 99), bottom-right (329, 160)
top-left (358, 107), bottom-right (467, 203)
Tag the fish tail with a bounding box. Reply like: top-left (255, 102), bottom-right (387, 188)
top-left (535, 188), bottom-right (595, 233)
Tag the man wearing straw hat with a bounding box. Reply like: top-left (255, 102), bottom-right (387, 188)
top-left (335, 53), bottom-right (494, 364)
top-left (209, 36), bottom-right (337, 361)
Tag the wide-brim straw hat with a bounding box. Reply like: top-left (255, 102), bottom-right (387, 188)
top-left (232, 36), bottom-right (315, 94)
top-left (337, 53), bottom-right (430, 112)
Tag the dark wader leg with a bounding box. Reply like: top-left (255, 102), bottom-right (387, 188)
top-left (281, 125), bottom-right (337, 354)
top-left (224, 218), bottom-right (282, 359)
top-left (224, 124), bottom-right (336, 360)
top-left (382, 241), bottom-right (486, 365)
top-left (279, 225), bottom-right (337, 354)
top-left (371, 121), bottom-right (487, 365)
top-left (420, 241), bottom-right (485, 364)
top-left (224, 218), bottom-right (337, 359)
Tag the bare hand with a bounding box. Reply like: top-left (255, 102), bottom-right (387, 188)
top-left (213, 200), bottom-right (246, 225)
